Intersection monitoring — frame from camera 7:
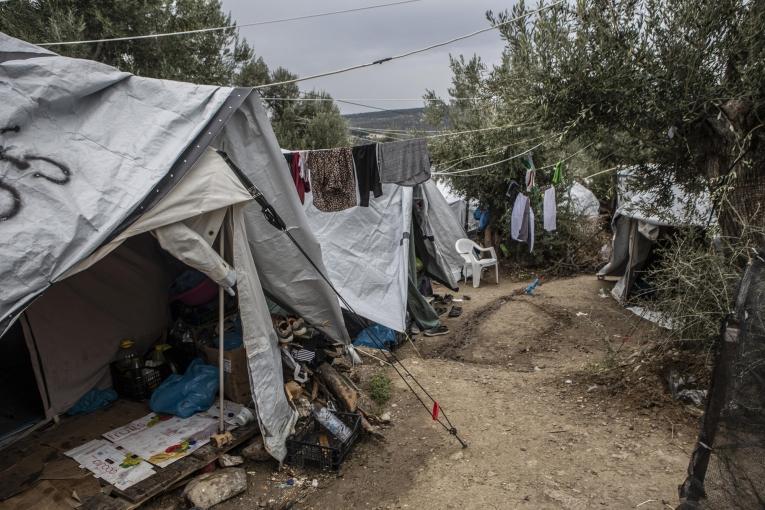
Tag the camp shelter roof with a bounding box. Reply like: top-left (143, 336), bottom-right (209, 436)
top-left (614, 167), bottom-right (713, 227)
top-left (0, 33), bottom-right (349, 344)
top-left (0, 35), bottom-right (233, 334)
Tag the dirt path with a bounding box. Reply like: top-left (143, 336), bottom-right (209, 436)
top-left (201, 275), bottom-right (699, 509)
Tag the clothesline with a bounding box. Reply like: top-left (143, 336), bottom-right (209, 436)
top-left (431, 141), bottom-right (546, 175)
top-left (435, 134), bottom-right (552, 173)
top-left (287, 121), bottom-right (539, 153)
top-left (36, 0), bottom-right (423, 45)
top-left (253, 1), bottom-right (566, 90)
top-left (263, 96), bottom-right (485, 103)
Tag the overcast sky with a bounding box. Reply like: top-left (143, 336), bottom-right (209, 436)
top-left (220, 0), bottom-right (514, 114)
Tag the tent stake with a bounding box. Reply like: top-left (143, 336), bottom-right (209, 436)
top-left (218, 222), bottom-right (225, 435)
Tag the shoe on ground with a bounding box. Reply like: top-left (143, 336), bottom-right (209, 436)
top-left (423, 325), bottom-right (449, 337)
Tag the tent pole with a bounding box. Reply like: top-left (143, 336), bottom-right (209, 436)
top-left (218, 219), bottom-right (226, 434)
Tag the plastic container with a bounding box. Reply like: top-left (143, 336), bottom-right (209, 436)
top-left (312, 405), bottom-right (352, 442)
top-left (115, 339), bottom-right (142, 371)
top-left (285, 411), bottom-right (361, 470)
top-left (112, 339), bottom-right (161, 400)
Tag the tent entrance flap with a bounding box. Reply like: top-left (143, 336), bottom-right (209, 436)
top-left (0, 321), bottom-right (45, 442)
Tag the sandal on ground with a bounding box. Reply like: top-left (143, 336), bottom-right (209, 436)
top-left (423, 325), bottom-right (449, 337)
top-left (434, 305), bottom-right (448, 316)
top-left (448, 305), bottom-right (463, 318)
top-left (274, 319), bottom-right (294, 344)
top-left (288, 317), bottom-right (308, 337)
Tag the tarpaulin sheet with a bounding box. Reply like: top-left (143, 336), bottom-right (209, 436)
top-left (303, 184), bottom-right (412, 332)
top-left (0, 33), bottom-right (232, 334)
top-left (421, 180), bottom-right (468, 285)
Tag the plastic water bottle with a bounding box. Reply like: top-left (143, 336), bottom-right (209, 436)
top-left (115, 339), bottom-right (142, 371)
top-left (312, 405), bottom-right (352, 442)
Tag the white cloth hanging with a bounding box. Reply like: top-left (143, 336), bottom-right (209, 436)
top-left (543, 186), bottom-right (557, 232)
top-left (510, 193), bottom-right (529, 241)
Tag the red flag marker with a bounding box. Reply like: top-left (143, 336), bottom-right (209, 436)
top-left (431, 401), bottom-right (440, 421)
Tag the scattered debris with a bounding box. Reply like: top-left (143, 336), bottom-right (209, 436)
top-left (218, 454), bottom-right (243, 467)
top-left (241, 437), bottom-right (272, 462)
top-left (379, 412), bottom-right (392, 424)
top-left (183, 467), bottom-right (247, 509)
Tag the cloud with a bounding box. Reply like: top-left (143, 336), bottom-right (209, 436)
top-left (221, 0), bottom-right (514, 113)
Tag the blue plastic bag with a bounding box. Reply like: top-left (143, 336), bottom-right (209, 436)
top-left (149, 359), bottom-right (219, 418)
top-left (67, 388), bottom-right (118, 416)
top-left (353, 324), bottom-right (397, 350)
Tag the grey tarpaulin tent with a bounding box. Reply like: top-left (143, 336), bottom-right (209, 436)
top-left (597, 167), bottom-right (713, 301)
top-left (0, 33), bottom-right (348, 459)
top-left (418, 180), bottom-right (469, 285)
top-left (303, 177), bottom-right (465, 332)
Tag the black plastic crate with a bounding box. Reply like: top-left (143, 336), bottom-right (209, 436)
top-left (111, 365), bottom-right (162, 400)
top-left (286, 411), bottom-right (361, 470)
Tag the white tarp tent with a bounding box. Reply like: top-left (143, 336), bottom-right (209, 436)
top-left (0, 33), bottom-right (350, 459)
top-left (303, 184), bottom-right (413, 332)
top-left (598, 167), bottom-right (713, 301)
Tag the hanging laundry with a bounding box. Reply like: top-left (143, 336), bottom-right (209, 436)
top-left (551, 161), bottom-right (564, 185)
top-left (505, 180), bottom-right (521, 208)
top-left (510, 193), bottom-right (534, 252)
top-left (285, 151), bottom-right (310, 204)
top-left (528, 208), bottom-right (535, 253)
top-left (522, 153), bottom-right (536, 190)
top-left (543, 186), bottom-right (557, 232)
top-left (352, 143), bottom-right (382, 207)
top-left (378, 139), bottom-right (430, 186)
top-left (306, 148), bottom-right (357, 212)
top-left (298, 151), bottom-right (311, 193)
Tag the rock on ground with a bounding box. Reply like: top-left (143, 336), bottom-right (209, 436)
top-left (182, 468), bottom-right (247, 509)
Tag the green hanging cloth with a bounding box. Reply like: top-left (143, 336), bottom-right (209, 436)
top-left (551, 161), bottom-right (564, 185)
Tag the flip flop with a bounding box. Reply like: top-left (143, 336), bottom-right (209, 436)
top-left (448, 305), bottom-right (462, 318)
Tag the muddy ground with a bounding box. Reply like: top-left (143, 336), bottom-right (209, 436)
top-left (152, 273), bottom-right (704, 510)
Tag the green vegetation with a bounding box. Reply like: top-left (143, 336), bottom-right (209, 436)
top-left (368, 372), bottom-right (392, 408)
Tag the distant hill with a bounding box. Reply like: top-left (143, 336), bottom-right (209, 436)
top-left (344, 108), bottom-right (443, 142)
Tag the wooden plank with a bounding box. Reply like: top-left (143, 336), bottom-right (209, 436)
top-left (81, 493), bottom-right (130, 510)
top-left (117, 424), bottom-right (258, 506)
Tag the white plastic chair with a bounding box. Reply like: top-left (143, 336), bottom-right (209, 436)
top-left (455, 238), bottom-right (499, 288)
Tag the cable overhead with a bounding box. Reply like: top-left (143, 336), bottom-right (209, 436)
top-left (254, 1), bottom-right (565, 89)
top-left (262, 96), bottom-right (484, 102)
top-left (36, 0), bottom-right (423, 46)
top-left (432, 141), bottom-right (546, 175)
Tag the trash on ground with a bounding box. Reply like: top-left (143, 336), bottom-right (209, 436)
top-left (183, 467), bottom-right (247, 509)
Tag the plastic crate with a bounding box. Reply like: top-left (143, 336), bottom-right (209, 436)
top-left (111, 365), bottom-right (162, 401)
top-left (286, 411), bottom-right (361, 470)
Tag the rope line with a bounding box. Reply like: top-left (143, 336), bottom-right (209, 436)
top-left (253, 1), bottom-right (565, 89)
top-left (36, 0), bottom-right (423, 46)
